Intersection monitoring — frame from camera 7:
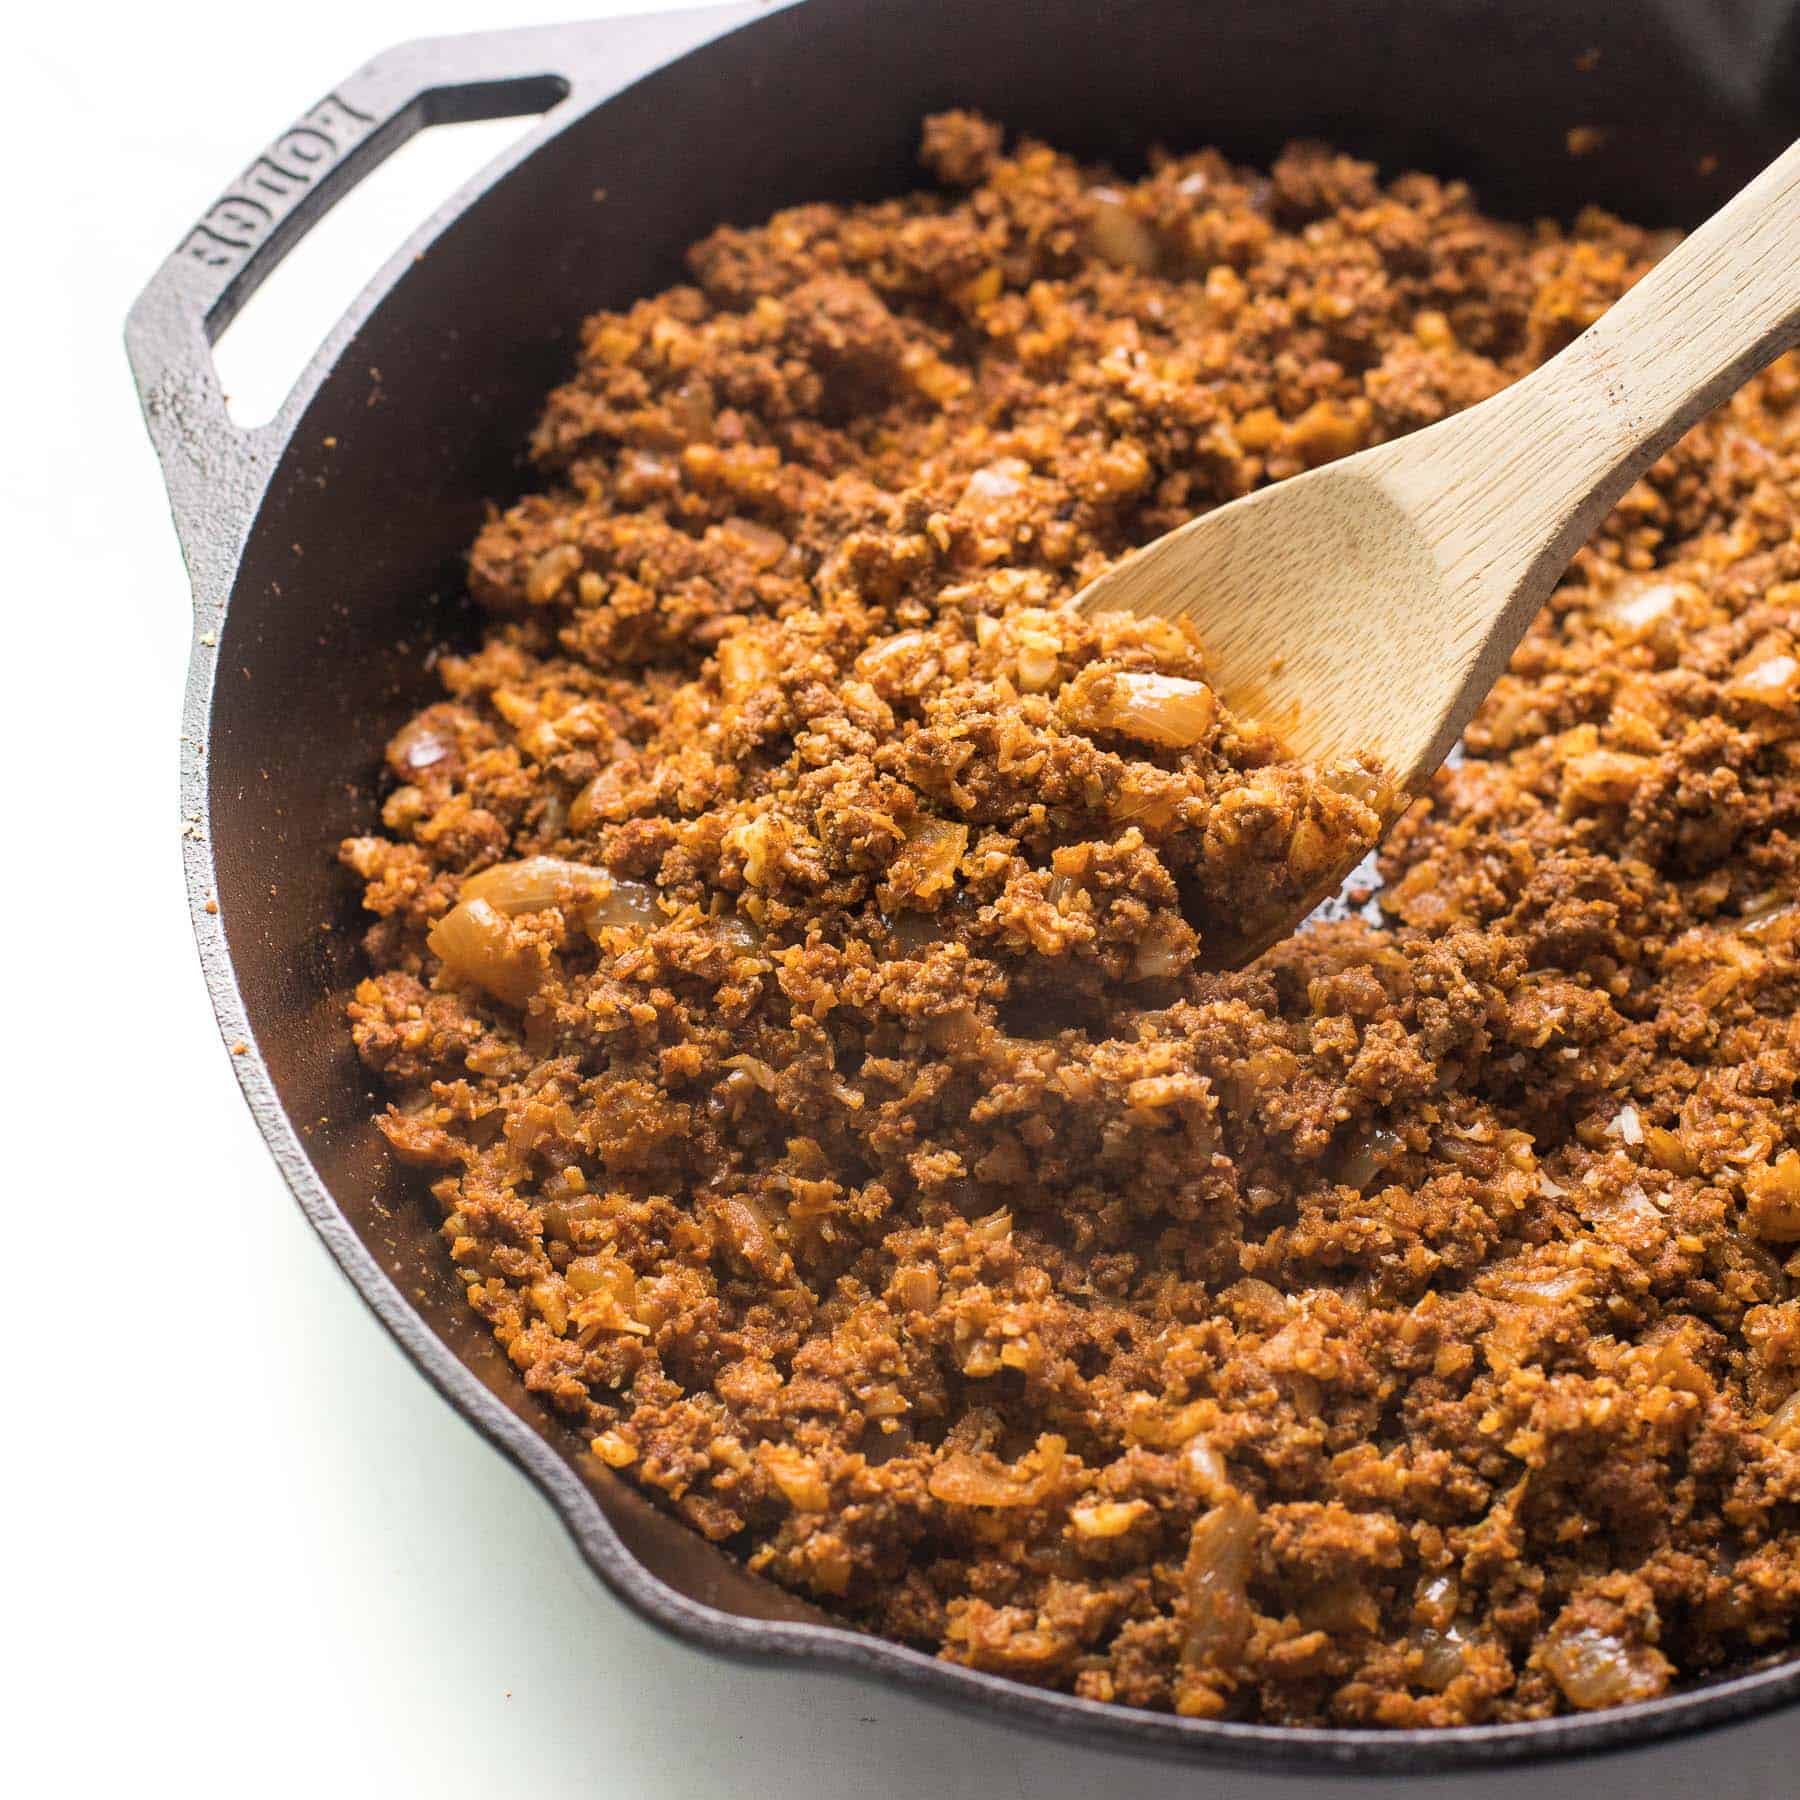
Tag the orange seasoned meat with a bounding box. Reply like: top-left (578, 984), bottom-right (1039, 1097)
top-left (342, 115), bottom-right (1800, 1726)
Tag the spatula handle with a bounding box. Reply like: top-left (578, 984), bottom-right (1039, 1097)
top-left (1545, 136), bottom-right (1800, 494)
top-left (1384, 137), bottom-right (1800, 648)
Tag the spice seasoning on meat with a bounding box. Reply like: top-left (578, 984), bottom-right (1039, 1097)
top-left (342, 115), bottom-right (1800, 1725)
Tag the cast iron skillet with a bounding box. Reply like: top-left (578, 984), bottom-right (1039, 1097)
top-left (129, 0), bottom-right (1800, 1773)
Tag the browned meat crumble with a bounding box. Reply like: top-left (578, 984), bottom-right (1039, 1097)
top-left (341, 114), bottom-right (1800, 1727)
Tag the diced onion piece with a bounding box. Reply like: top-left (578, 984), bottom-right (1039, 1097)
top-left (1015, 621), bottom-right (1063, 693)
top-left (590, 1430), bottom-right (637, 1468)
top-left (1491, 1265), bottom-right (1588, 1305)
top-left (583, 878), bottom-right (662, 934)
top-left (888, 1264), bottom-right (940, 1314)
top-left (1644, 1127), bottom-right (1696, 1175)
top-left (1062, 666), bottom-right (1217, 749)
top-left (1765, 1386), bottom-right (1800, 1446)
top-left (1602, 576), bottom-right (1689, 639)
top-left (722, 1055), bottom-right (778, 1091)
top-left (1111, 770), bottom-right (1180, 831)
top-left (1418, 1573), bottom-right (1458, 1622)
top-left (1069, 1499), bottom-right (1150, 1539)
top-left (461, 856), bottom-right (609, 915)
top-left (568, 773), bottom-right (605, 832)
top-left (1542, 1628), bottom-right (1670, 1710)
top-left (1607, 1103), bottom-right (1644, 1145)
top-left (1563, 748), bottom-right (1652, 807)
top-left (565, 1254), bottom-right (647, 1338)
top-left (1083, 186), bottom-right (1160, 270)
top-left (717, 629), bottom-right (779, 705)
top-left (929, 1433), bottom-right (1065, 1508)
top-left (668, 380), bottom-right (714, 441)
top-left (458, 856), bottom-right (660, 937)
top-left (1727, 651), bottom-right (1800, 707)
top-left (720, 515), bottom-right (788, 569)
top-left (715, 1195), bottom-right (776, 1272)
top-left (1180, 1436), bottom-right (1231, 1504)
top-left (1337, 1122), bottom-right (1402, 1191)
top-left (1130, 915), bottom-right (1195, 980)
top-left (969, 1207), bottom-right (1013, 1247)
top-left (427, 898), bottom-right (543, 1007)
top-left (1746, 1151), bottom-right (1800, 1242)
top-left (530, 1277), bottom-right (569, 1334)
top-left (1180, 1493), bottom-right (1258, 1673)
top-left (1741, 894), bottom-right (1799, 939)
top-left (1323, 756), bottom-right (1394, 812)
top-left (761, 1443), bottom-right (830, 1512)
top-left (1303, 1580), bottom-right (1379, 1635)
top-left (389, 713), bottom-right (456, 774)
top-left (929, 1455), bottom-right (1021, 1507)
top-left (714, 912), bottom-right (759, 948)
top-left (961, 459), bottom-right (1028, 507)
top-left (1414, 1624), bottom-right (1468, 1691)
top-left (883, 818), bottom-right (969, 907)
top-left (854, 629), bottom-right (941, 697)
top-left (526, 542), bottom-right (583, 604)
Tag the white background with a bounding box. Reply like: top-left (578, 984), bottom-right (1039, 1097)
top-left (7, 2), bottom-right (1797, 1793)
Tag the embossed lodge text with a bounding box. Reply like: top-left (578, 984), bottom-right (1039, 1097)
top-left (179, 93), bottom-right (377, 269)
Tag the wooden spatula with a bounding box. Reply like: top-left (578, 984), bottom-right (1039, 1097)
top-left (1074, 139), bottom-right (1800, 965)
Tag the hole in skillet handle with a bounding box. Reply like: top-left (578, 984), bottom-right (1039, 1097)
top-left (203, 75), bottom-right (570, 430)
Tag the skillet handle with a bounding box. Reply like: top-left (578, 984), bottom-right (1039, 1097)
top-left (124, 8), bottom-right (777, 601)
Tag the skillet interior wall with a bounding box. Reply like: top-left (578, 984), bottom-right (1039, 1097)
top-left (201, 0), bottom-right (1800, 1637)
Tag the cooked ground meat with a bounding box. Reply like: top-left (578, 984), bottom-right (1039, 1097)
top-left (340, 116), bottom-right (1800, 1727)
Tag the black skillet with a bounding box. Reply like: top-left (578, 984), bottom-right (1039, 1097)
top-left (128, 0), bottom-right (1800, 1773)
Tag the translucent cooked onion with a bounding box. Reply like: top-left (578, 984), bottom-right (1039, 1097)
top-left (1337, 1122), bottom-right (1402, 1190)
top-left (1727, 650), bottom-right (1800, 707)
top-left (1414, 1623), bottom-right (1468, 1690)
top-left (1063, 666), bottom-right (1218, 749)
top-left (461, 856), bottom-right (609, 914)
top-left (1130, 917), bottom-right (1194, 980)
top-left (1746, 1150), bottom-right (1800, 1242)
top-left (1765, 1386), bottom-right (1800, 1446)
top-left (565, 1252), bottom-right (646, 1337)
top-left (723, 1054), bottom-right (778, 1091)
top-left (1644, 1126), bottom-right (1696, 1175)
top-left (1302, 1580), bottom-right (1379, 1635)
top-left (1180, 1436), bottom-right (1231, 1504)
top-left (761, 1443), bottom-right (830, 1511)
top-left (1494, 1266), bottom-right (1588, 1305)
top-left (1741, 894), bottom-right (1799, 938)
top-left (526, 542), bottom-right (583, 604)
top-left (717, 631), bottom-right (778, 705)
top-left (1110, 772), bottom-right (1180, 831)
top-left (884, 818), bottom-right (969, 905)
top-left (1563, 748), bottom-right (1652, 807)
top-left (388, 713), bottom-right (455, 774)
top-left (1180, 1493), bottom-right (1257, 1672)
top-left (427, 897), bottom-right (543, 1008)
top-left (716, 1194), bottom-right (776, 1271)
top-left (1069, 1499), bottom-right (1150, 1538)
top-left (590, 1430), bottom-right (637, 1468)
top-left (457, 856), bottom-right (661, 937)
top-left (1542, 1628), bottom-right (1670, 1710)
top-left (962, 459), bottom-right (1028, 506)
top-left (1083, 186), bottom-right (1160, 270)
top-left (888, 1264), bottom-right (939, 1314)
top-left (1602, 576), bottom-right (1688, 638)
top-left (1607, 1103), bottom-right (1644, 1145)
top-left (928, 1433), bottom-right (1065, 1508)
top-left (583, 878), bottom-right (662, 933)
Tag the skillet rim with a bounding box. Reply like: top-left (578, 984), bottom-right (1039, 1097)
top-left (127, 0), bottom-right (1800, 1771)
